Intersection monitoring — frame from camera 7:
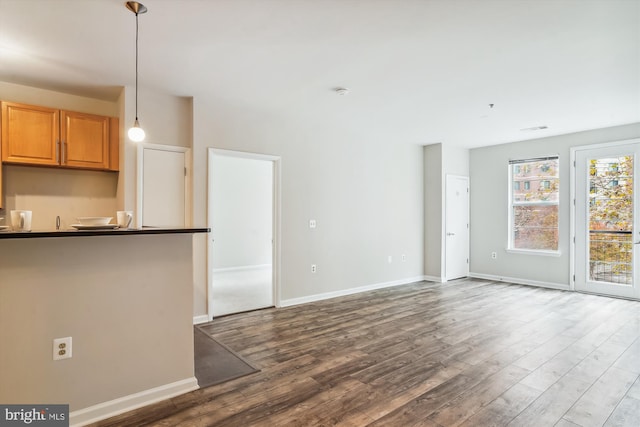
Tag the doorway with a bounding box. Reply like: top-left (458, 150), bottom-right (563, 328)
top-left (573, 140), bottom-right (640, 300)
top-left (208, 149), bottom-right (280, 317)
top-left (445, 175), bottom-right (469, 281)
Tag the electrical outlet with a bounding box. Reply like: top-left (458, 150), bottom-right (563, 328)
top-left (53, 337), bottom-right (72, 361)
top-left (491, 252), bottom-right (497, 259)
top-left (402, 254), bottom-right (406, 262)
top-left (311, 264), bottom-right (317, 273)
top-left (309, 219), bottom-right (317, 229)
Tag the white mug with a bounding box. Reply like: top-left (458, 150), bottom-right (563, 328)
top-left (117, 211), bottom-right (133, 228)
top-left (11, 210), bottom-right (32, 232)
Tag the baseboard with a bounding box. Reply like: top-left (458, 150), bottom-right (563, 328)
top-left (193, 314), bottom-right (210, 325)
top-left (423, 275), bottom-right (443, 282)
top-left (469, 272), bottom-right (570, 291)
top-left (69, 377), bottom-right (198, 427)
top-left (280, 276), bottom-right (427, 307)
top-left (212, 264), bottom-right (271, 273)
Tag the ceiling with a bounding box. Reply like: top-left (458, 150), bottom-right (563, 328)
top-left (0, 0), bottom-right (638, 148)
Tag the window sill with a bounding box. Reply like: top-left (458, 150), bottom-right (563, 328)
top-left (506, 248), bottom-right (562, 257)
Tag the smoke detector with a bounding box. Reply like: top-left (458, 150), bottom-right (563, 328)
top-left (334, 87), bottom-right (350, 95)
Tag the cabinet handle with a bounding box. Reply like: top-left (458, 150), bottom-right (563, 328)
top-left (62, 141), bottom-right (66, 164)
top-left (56, 140), bottom-right (60, 163)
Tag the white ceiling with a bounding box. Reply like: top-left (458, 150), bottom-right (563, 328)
top-left (0, 0), bottom-right (638, 148)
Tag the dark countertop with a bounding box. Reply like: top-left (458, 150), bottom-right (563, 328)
top-left (0, 227), bottom-right (210, 240)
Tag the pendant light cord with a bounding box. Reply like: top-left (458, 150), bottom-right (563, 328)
top-left (135, 11), bottom-right (139, 121)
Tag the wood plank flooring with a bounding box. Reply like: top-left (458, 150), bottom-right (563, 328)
top-left (92, 279), bottom-right (640, 426)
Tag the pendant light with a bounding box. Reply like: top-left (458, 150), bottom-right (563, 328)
top-left (126, 1), bottom-right (147, 142)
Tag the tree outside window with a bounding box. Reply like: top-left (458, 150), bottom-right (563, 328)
top-left (510, 157), bottom-right (559, 251)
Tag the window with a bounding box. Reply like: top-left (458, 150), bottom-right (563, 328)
top-left (509, 156), bottom-right (559, 251)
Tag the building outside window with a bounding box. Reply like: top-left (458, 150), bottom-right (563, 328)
top-left (509, 156), bottom-right (559, 251)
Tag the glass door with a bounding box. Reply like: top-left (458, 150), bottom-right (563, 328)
top-left (575, 143), bottom-right (640, 299)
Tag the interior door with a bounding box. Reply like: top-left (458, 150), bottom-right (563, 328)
top-left (445, 175), bottom-right (469, 280)
top-left (138, 144), bottom-right (188, 228)
top-left (575, 142), bottom-right (640, 299)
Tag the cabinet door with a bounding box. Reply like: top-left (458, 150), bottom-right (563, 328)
top-left (61, 111), bottom-right (109, 169)
top-left (1, 102), bottom-right (60, 166)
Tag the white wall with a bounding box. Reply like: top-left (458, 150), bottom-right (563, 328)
top-left (192, 99), bottom-right (424, 308)
top-left (469, 122), bottom-right (640, 286)
top-left (211, 154), bottom-right (273, 269)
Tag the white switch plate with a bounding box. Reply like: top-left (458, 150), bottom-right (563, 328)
top-left (309, 219), bottom-right (317, 229)
top-left (311, 264), bottom-right (317, 273)
top-left (388, 255), bottom-right (393, 264)
top-left (402, 254), bottom-right (406, 262)
top-left (53, 337), bottom-right (72, 360)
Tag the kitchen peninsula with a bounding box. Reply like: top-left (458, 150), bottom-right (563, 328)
top-left (0, 227), bottom-right (208, 426)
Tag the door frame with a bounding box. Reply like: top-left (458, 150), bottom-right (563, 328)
top-left (570, 137), bottom-right (640, 299)
top-left (136, 143), bottom-right (191, 228)
top-left (207, 148), bottom-right (282, 320)
top-left (444, 174), bottom-right (470, 281)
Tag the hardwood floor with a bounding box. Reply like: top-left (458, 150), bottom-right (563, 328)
top-left (92, 279), bottom-right (640, 426)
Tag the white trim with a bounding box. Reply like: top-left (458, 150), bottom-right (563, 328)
top-left (507, 155), bottom-right (559, 252)
top-left (280, 276), bottom-right (427, 307)
top-left (136, 143), bottom-right (191, 228)
top-left (505, 248), bottom-right (562, 257)
top-left (570, 137), bottom-right (640, 294)
top-left (207, 148), bottom-right (282, 320)
top-left (193, 314), bottom-right (210, 325)
top-left (69, 377), bottom-right (198, 427)
top-left (469, 272), bottom-right (570, 291)
top-left (423, 275), bottom-right (444, 282)
top-left (212, 264), bottom-right (272, 274)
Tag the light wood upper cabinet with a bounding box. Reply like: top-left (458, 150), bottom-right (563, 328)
top-left (1, 101), bottom-right (118, 171)
top-left (1, 102), bottom-right (60, 166)
top-left (61, 111), bottom-right (110, 169)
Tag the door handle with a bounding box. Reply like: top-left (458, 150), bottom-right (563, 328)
top-left (447, 232), bottom-right (455, 236)
top-left (635, 241), bottom-right (640, 245)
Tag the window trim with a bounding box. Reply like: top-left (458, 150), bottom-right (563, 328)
top-left (508, 156), bottom-right (560, 254)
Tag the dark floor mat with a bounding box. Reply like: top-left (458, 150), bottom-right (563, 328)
top-left (194, 326), bottom-right (259, 388)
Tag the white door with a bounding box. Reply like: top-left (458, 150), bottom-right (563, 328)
top-left (574, 142), bottom-right (640, 299)
top-left (208, 150), bottom-right (277, 317)
top-left (138, 144), bottom-right (188, 227)
top-left (445, 175), bottom-right (469, 280)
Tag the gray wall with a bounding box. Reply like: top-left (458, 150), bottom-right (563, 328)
top-left (469, 122), bottom-right (640, 286)
top-left (424, 143), bottom-right (470, 280)
top-left (193, 99), bottom-right (425, 305)
top-left (424, 144), bottom-right (443, 279)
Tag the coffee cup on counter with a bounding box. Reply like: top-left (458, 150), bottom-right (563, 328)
top-left (11, 210), bottom-right (32, 232)
top-left (117, 211), bottom-right (133, 229)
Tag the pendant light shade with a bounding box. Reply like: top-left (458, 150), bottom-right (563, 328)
top-left (126, 1), bottom-right (147, 142)
top-left (128, 119), bottom-right (145, 142)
